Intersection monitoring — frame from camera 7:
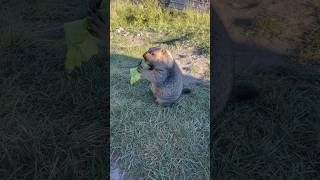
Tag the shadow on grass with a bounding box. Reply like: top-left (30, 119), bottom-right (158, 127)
top-left (152, 32), bottom-right (193, 46)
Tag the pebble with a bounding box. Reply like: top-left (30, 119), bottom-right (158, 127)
top-left (191, 55), bottom-right (200, 59)
top-left (115, 27), bottom-right (125, 33)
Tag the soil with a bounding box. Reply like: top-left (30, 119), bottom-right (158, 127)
top-left (172, 47), bottom-right (210, 80)
top-left (114, 29), bottom-right (210, 81)
top-left (214, 0), bottom-right (320, 73)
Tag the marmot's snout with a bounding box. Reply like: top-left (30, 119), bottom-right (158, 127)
top-left (143, 47), bottom-right (158, 61)
top-left (142, 52), bottom-right (148, 60)
top-left (141, 51), bottom-right (154, 70)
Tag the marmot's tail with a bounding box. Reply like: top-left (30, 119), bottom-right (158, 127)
top-left (181, 75), bottom-right (209, 95)
top-left (229, 82), bottom-right (259, 103)
top-left (183, 74), bottom-right (210, 88)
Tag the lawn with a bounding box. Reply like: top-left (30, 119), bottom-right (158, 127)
top-left (213, 64), bottom-right (320, 179)
top-left (0, 0), bottom-right (107, 179)
top-left (110, 0), bottom-right (210, 179)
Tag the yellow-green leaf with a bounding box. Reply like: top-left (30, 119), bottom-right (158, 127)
top-left (65, 46), bottom-right (83, 72)
top-left (79, 34), bottom-right (100, 60)
top-left (64, 18), bottom-right (101, 72)
top-left (140, 60), bottom-right (150, 69)
top-left (64, 19), bottom-right (87, 44)
top-left (130, 67), bottom-right (141, 85)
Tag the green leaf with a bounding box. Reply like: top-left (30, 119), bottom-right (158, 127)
top-left (64, 18), bottom-right (101, 72)
top-left (130, 67), bottom-right (141, 85)
top-left (79, 34), bottom-right (100, 60)
top-left (140, 60), bottom-right (150, 69)
top-left (64, 19), bottom-right (88, 44)
top-left (65, 46), bottom-right (83, 72)
top-left (129, 60), bottom-right (151, 85)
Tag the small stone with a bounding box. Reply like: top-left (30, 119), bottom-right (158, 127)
top-left (191, 55), bottom-right (200, 59)
top-left (115, 27), bottom-right (125, 33)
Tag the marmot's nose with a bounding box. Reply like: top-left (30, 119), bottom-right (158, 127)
top-left (143, 52), bottom-right (148, 59)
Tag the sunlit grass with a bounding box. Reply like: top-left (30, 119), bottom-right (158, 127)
top-left (110, 1), bottom-right (210, 178)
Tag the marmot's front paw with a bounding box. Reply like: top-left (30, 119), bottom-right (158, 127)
top-left (137, 65), bottom-right (143, 73)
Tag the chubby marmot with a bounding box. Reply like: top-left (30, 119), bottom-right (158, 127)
top-left (137, 47), bottom-right (190, 107)
top-left (212, 7), bottom-right (259, 119)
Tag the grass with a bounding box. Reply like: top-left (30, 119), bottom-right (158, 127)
top-left (110, 0), bottom-right (210, 56)
top-left (190, 66), bottom-right (201, 74)
top-left (213, 64), bottom-right (320, 179)
top-left (299, 26), bottom-right (320, 64)
top-left (110, 0), bottom-right (210, 178)
top-left (297, 0), bottom-right (320, 65)
top-left (246, 15), bottom-right (284, 39)
top-left (0, 0), bottom-right (107, 179)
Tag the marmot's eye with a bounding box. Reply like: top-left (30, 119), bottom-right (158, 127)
top-left (151, 53), bottom-right (155, 56)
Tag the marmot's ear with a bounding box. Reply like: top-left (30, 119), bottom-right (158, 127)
top-left (161, 48), bottom-right (167, 54)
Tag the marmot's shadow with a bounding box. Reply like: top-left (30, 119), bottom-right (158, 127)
top-left (152, 33), bottom-right (193, 46)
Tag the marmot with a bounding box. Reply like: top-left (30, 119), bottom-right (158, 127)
top-left (212, 7), bottom-right (259, 119)
top-left (137, 47), bottom-right (190, 107)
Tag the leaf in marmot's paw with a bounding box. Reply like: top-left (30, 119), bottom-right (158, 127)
top-left (130, 67), bottom-right (141, 85)
top-left (79, 33), bottom-right (100, 60)
top-left (64, 18), bottom-right (101, 72)
top-left (65, 46), bottom-right (83, 72)
top-left (140, 60), bottom-right (150, 69)
top-left (64, 19), bottom-right (88, 43)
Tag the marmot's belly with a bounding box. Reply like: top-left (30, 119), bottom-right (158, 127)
top-left (151, 83), bottom-right (183, 103)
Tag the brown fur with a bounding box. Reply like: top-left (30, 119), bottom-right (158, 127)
top-left (138, 47), bottom-right (185, 107)
top-left (212, 7), bottom-right (259, 119)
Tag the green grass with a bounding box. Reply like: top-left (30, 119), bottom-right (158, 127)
top-left (110, 0), bottom-right (210, 56)
top-left (110, 54), bottom-right (210, 179)
top-left (213, 64), bottom-right (320, 179)
top-left (0, 0), bottom-right (107, 179)
top-left (190, 66), bottom-right (201, 74)
top-left (110, 1), bottom-right (210, 178)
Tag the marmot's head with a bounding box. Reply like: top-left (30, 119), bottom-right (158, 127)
top-left (142, 47), bottom-right (174, 70)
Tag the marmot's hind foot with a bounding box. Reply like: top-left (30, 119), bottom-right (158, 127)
top-left (159, 102), bottom-right (175, 108)
top-left (156, 99), bottom-right (175, 107)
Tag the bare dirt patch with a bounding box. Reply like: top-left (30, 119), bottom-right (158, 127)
top-left (113, 28), bottom-right (210, 81)
top-left (172, 47), bottom-right (210, 80)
